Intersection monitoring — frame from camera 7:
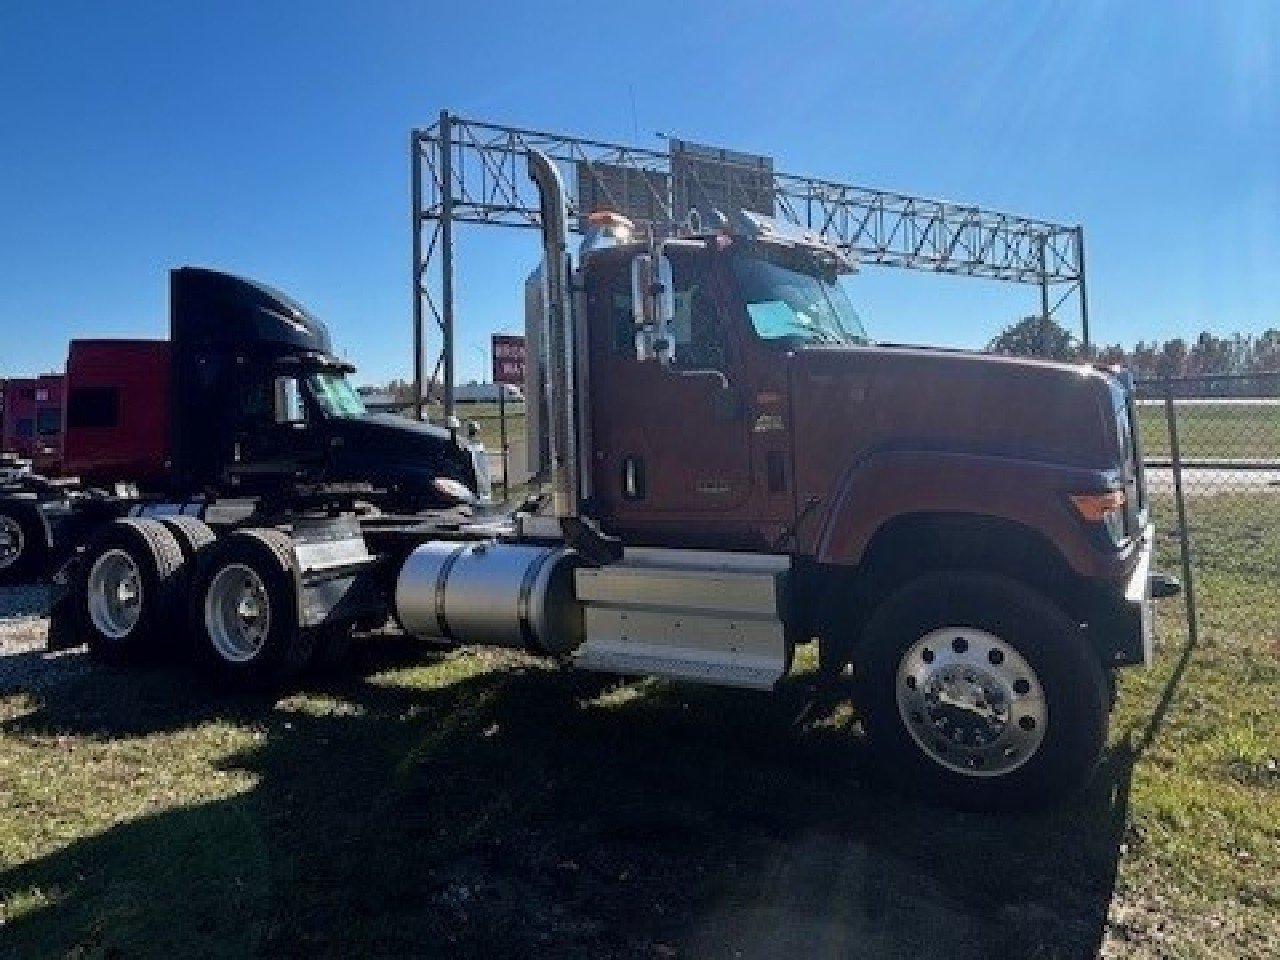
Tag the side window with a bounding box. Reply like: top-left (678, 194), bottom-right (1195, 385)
top-left (273, 376), bottom-right (306, 424)
top-left (602, 268), bottom-right (634, 356)
top-left (67, 387), bottom-right (120, 429)
top-left (36, 407), bottom-right (63, 436)
top-left (670, 253), bottom-right (726, 371)
top-left (15, 418), bottom-right (33, 439)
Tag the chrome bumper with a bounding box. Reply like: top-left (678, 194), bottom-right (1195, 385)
top-left (1125, 524), bottom-right (1156, 666)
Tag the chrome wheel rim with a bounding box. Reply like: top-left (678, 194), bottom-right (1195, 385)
top-left (205, 564), bottom-right (271, 663)
top-left (87, 548), bottom-right (144, 639)
top-left (897, 626), bottom-right (1047, 778)
top-left (0, 515), bottom-right (23, 571)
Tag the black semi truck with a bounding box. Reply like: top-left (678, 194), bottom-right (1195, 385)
top-left (0, 268), bottom-right (489, 584)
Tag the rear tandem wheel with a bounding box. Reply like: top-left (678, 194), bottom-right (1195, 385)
top-left (76, 517), bottom-right (186, 664)
top-left (188, 528), bottom-right (316, 687)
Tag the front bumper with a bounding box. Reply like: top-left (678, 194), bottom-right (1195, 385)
top-left (1087, 524), bottom-right (1179, 667)
top-left (1126, 524), bottom-right (1157, 666)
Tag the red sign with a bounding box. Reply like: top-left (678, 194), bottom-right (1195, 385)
top-left (492, 334), bottom-right (526, 386)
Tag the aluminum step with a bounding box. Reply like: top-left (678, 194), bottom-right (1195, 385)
top-left (572, 548), bottom-right (790, 691)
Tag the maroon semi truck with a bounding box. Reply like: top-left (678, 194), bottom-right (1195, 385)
top-left (9, 149), bottom-right (1174, 809)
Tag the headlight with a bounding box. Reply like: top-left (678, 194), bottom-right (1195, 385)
top-left (432, 476), bottom-right (476, 505)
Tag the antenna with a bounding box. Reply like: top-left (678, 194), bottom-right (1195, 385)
top-left (627, 86), bottom-right (639, 142)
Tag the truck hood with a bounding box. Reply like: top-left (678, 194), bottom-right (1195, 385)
top-left (787, 344), bottom-right (1119, 472)
top-left (327, 413), bottom-right (476, 487)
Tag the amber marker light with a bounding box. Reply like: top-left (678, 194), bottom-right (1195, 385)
top-left (1070, 489), bottom-right (1126, 521)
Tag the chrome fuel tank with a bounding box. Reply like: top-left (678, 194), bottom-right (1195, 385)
top-left (394, 541), bottom-right (584, 655)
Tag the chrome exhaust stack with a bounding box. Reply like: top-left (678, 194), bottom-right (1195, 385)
top-left (527, 149), bottom-right (579, 522)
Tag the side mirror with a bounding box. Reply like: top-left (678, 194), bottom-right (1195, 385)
top-left (630, 253), bottom-right (652, 361)
top-left (629, 250), bottom-right (677, 365)
top-left (654, 253), bottom-right (676, 364)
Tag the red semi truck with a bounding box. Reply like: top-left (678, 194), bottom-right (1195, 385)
top-left (4, 149), bottom-right (1177, 808)
top-left (1, 373), bottom-right (64, 472)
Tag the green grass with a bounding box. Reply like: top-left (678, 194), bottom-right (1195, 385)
top-left (1, 500), bottom-right (1277, 958)
top-left (1137, 402), bottom-right (1280, 460)
top-left (423, 402), bottom-right (526, 452)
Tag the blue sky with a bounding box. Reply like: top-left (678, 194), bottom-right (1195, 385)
top-left (1, 1), bottom-right (1277, 385)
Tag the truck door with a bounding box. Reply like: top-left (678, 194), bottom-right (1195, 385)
top-left (585, 247), bottom-right (755, 543)
top-left (229, 367), bottom-right (323, 479)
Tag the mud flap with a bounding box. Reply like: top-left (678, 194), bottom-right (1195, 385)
top-left (45, 558), bottom-right (82, 651)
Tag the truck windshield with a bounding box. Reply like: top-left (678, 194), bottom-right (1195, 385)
top-left (307, 372), bottom-right (367, 418)
top-left (730, 251), bottom-right (868, 346)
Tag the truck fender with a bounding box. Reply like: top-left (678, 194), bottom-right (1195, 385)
top-left (811, 449), bottom-right (1121, 579)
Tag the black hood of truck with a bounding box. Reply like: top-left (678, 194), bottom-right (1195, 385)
top-left (331, 412), bottom-right (453, 451)
top-left (325, 412), bottom-right (476, 492)
top-left (170, 267), bottom-right (337, 359)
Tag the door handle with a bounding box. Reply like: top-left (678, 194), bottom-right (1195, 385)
top-left (677, 369), bottom-right (730, 390)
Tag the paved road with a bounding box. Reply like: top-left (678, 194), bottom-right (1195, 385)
top-left (1136, 396), bottom-right (1280, 406)
top-left (1146, 466), bottom-right (1280, 495)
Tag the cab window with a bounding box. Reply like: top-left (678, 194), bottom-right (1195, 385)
top-left (601, 250), bottom-right (727, 370)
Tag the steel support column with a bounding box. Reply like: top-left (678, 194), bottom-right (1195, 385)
top-left (1038, 234), bottom-right (1051, 354)
top-left (1076, 225), bottom-right (1091, 353)
top-left (439, 110), bottom-right (456, 421)
top-left (411, 128), bottom-right (424, 419)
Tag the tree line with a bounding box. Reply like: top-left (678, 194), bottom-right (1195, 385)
top-left (988, 315), bottom-right (1280, 384)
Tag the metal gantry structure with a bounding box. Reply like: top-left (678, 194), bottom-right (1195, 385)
top-left (412, 111), bottom-right (1089, 417)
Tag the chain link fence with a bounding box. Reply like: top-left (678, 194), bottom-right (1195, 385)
top-left (1136, 373), bottom-right (1280, 651)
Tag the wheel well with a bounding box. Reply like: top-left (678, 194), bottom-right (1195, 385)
top-left (811, 512), bottom-right (1088, 664)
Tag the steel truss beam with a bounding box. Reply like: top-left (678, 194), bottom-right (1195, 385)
top-left (413, 112), bottom-right (1089, 416)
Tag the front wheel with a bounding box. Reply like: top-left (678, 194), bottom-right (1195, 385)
top-left (856, 571), bottom-right (1108, 809)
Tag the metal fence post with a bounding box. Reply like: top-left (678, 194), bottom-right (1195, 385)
top-left (1163, 383), bottom-right (1199, 648)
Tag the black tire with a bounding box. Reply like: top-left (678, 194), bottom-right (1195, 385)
top-left (77, 518), bottom-right (186, 664)
top-left (158, 516), bottom-right (216, 565)
top-left (856, 571), bottom-right (1109, 810)
top-left (188, 528), bottom-right (314, 687)
top-left (0, 497), bottom-right (49, 585)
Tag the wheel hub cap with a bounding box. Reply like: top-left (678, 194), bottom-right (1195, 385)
top-left (205, 564), bottom-right (271, 663)
top-left (897, 627), bottom-right (1047, 777)
top-left (87, 548), bottom-right (144, 639)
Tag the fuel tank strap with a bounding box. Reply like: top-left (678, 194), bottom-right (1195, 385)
top-left (516, 547), bottom-right (555, 650)
top-left (433, 543), bottom-right (468, 641)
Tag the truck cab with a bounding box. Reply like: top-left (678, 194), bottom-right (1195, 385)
top-left (517, 198), bottom-right (1165, 804)
top-left (54, 268), bottom-right (485, 508)
top-left (573, 214), bottom-right (1150, 664)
